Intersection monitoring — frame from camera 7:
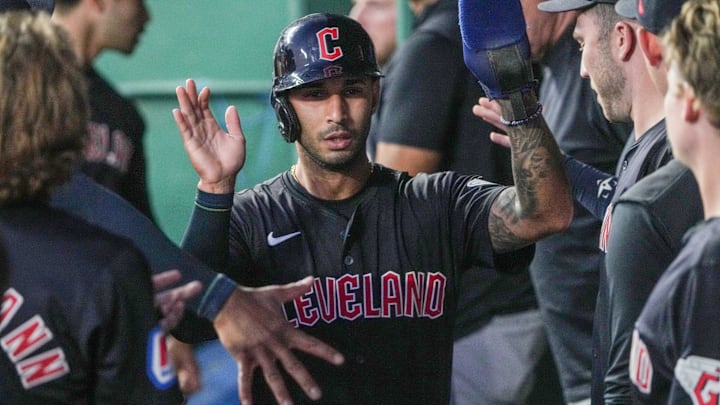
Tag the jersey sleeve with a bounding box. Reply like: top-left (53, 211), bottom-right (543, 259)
top-left (604, 201), bottom-right (675, 404)
top-left (564, 155), bottom-right (617, 220)
top-left (442, 173), bottom-right (533, 273)
top-left (51, 172), bottom-right (233, 320)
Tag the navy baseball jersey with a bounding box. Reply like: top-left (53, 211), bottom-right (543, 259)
top-left (590, 120), bottom-right (673, 404)
top-left (630, 218), bottom-right (720, 404)
top-left (0, 206), bottom-right (181, 404)
top-left (82, 66), bottom-right (153, 220)
top-left (183, 164), bottom-right (534, 404)
top-left (603, 160), bottom-right (702, 403)
top-left (599, 120), bottom-right (671, 252)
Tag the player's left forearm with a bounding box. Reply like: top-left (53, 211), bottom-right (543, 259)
top-left (492, 97), bottom-right (573, 250)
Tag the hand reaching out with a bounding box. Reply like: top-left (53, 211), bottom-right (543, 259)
top-left (166, 336), bottom-right (202, 397)
top-left (152, 269), bottom-right (203, 332)
top-left (173, 79), bottom-right (246, 194)
top-left (473, 97), bottom-right (512, 148)
top-left (213, 276), bottom-right (345, 405)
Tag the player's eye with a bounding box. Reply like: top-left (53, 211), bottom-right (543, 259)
top-left (300, 89), bottom-right (324, 98)
top-left (344, 87), bottom-right (364, 96)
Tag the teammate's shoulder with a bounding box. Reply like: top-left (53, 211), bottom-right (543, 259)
top-left (616, 160), bottom-right (697, 207)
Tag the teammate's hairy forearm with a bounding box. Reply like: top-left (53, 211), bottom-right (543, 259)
top-left (488, 99), bottom-right (572, 253)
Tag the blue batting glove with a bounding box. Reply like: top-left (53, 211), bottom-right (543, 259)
top-left (459, 0), bottom-right (536, 102)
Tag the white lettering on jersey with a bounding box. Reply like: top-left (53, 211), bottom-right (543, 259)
top-left (1, 288), bottom-right (23, 333)
top-left (630, 329), bottom-right (653, 394)
top-left (147, 327), bottom-right (177, 389)
top-left (2, 315), bottom-right (53, 363)
top-left (676, 355), bottom-right (720, 405)
top-left (84, 121), bottom-right (134, 173)
top-left (597, 176), bottom-right (616, 199)
top-left (16, 348), bottom-right (70, 389)
top-left (1, 289), bottom-right (70, 389)
top-left (288, 271), bottom-right (447, 327)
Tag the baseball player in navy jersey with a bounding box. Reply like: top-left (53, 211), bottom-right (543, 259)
top-left (1, 2), bottom-right (350, 403)
top-left (474, 2), bottom-right (680, 403)
top-left (0, 11), bottom-right (183, 402)
top-left (629, 0), bottom-right (720, 402)
top-left (173, 7), bottom-right (573, 404)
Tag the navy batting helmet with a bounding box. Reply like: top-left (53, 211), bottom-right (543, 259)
top-left (270, 13), bottom-right (382, 143)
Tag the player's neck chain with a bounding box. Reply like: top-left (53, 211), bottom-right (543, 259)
top-left (290, 162), bottom-right (374, 183)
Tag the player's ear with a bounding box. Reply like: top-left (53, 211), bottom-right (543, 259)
top-left (615, 21), bottom-right (636, 63)
top-left (682, 83), bottom-right (701, 124)
top-left (637, 27), bottom-right (663, 67)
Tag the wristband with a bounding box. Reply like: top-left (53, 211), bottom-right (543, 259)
top-left (500, 104), bottom-right (544, 127)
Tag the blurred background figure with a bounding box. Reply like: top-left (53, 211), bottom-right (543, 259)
top-left (349, 0), bottom-right (397, 68)
top-left (0, 10), bottom-right (181, 403)
top-left (52, 0), bottom-right (155, 219)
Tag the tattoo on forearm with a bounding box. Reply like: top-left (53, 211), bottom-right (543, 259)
top-left (489, 188), bottom-right (532, 252)
top-left (490, 118), bottom-right (563, 252)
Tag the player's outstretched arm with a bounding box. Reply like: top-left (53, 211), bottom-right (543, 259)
top-left (459, 0), bottom-right (572, 253)
top-left (213, 277), bottom-right (345, 405)
top-left (488, 99), bottom-right (572, 252)
top-left (172, 78), bottom-right (246, 194)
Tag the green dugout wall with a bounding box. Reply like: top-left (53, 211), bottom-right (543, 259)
top-left (95, 0), bottom-right (412, 243)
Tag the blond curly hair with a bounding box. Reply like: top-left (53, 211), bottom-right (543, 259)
top-left (0, 11), bottom-right (88, 206)
top-left (664, 0), bottom-right (720, 129)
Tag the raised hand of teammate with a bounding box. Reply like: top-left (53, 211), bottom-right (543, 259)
top-left (173, 78), bottom-right (246, 194)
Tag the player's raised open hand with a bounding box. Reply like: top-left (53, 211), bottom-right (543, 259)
top-left (173, 78), bottom-right (246, 194)
top-left (213, 277), bottom-right (345, 405)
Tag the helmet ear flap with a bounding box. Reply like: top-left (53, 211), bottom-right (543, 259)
top-left (270, 91), bottom-right (300, 143)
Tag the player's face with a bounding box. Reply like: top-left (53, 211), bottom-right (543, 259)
top-left (664, 61), bottom-right (694, 166)
top-left (99, 0), bottom-right (150, 55)
top-left (349, 0), bottom-right (397, 66)
top-left (289, 76), bottom-right (379, 170)
top-left (574, 11), bottom-right (630, 122)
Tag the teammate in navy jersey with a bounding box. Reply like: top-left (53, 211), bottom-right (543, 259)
top-left (475, 2), bottom-right (679, 403)
top-left (173, 9), bottom-right (573, 404)
top-left (630, 0), bottom-right (720, 402)
top-left (0, 11), bottom-right (182, 402)
top-left (52, 0), bottom-right (155, 219)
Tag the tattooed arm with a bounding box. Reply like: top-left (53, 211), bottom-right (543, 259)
top-left (485, 97), bottom-right (573, 253)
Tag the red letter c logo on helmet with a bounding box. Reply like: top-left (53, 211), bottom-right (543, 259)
top-left (316, 27), bottom-right (343, 61)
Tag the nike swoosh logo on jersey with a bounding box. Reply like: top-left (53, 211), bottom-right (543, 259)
top-left (267, 231), bottom-right (301, 247)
